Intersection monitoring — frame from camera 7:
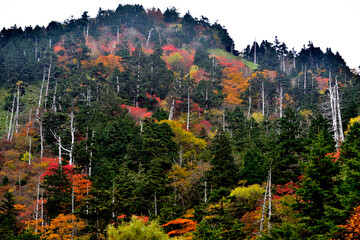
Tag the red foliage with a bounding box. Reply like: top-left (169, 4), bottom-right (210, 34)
top-left (145, 93), bottom-right (163, 105)
top-left (53, 42), bottom-right (65, 53)
top-left (316, 76), bottom-right (329, 92)
top-left (120, 104), bottom-right (152, 119)
top-left (216, 56), bottom-right (246, 69)
top-left (135, 215), bottom-right (149, 223)
top-left (117, 214), bottom-right (126, 219)
top-left (191, 103), bottom-right (203, 113)
top-left (40, 160), bottom-right (73, 179)
top-left (276, 182), bottom-right (299, 196)
top-left (162, 44), bottom-right (179, 54)
top-left (326, 149), bottom-right (340, 162)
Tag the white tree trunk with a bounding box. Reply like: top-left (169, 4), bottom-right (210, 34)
top-left (37, 68), bottom-right (46, 118)
top-left (204, 180), bottom-right (207, 203)
top-left (89, 129), bottom-right (94, 177)
top-left (260, 174), bottom-right (269, 233)
top-left (335, 77), bottom-right (344, 142)
top-left (146, 28), bottom-right (154, 47)
top-left (268, 166), bottom-right (272, 232)
top-left (304, 66), bottom-right (307, 93)
top-left (279, 85), bottom-right (283, 118)
top-left (116, 27), bottom-right (119, 43)
top-left (44, 56), bottom-right (52, 110)
top-left (261, 80), bottom-right (265, 116)
top-left (169, 100), bottom-right (175, 120)
top-left (69, 111), bottom-right (75, 165)
top-left (52, 79), bottom-right (58, 113)
top-left (116, 76), bottom-right (120, 93)
top-left (187, 89), bottom-right (190, 131)
top-left (39, 119), bottom-right (44, 161)
top-left (7, 93), bottom-right (16, 141)
top-left (329, 72), bottom-right (339, 147)
top-left (14, 83), bottom-right (20, 134)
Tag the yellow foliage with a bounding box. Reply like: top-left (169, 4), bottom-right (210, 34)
top-left (300, 109), bottom-right (313, 124)
top-left (20, 152), bottom-right (33, 162)
top-left (345, 116), bottom-right (360, 135)
top-left (189, 65), bottom-right (199, 80)
top-left (230, 184), bottom-right (265, 202)
top-left (159, 120), bottom-right (206, 154)
top-left (252, 112), bottom-right (264, 123)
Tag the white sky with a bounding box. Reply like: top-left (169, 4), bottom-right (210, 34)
top-left (1, 0), bottom-right (359, 69)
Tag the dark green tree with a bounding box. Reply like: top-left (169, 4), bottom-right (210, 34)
top-left (273, 107), bottom-right (304, 184)
top-left (293, 129), bottom-right (342, 239)
top-left (207, 130), bottom-right (238, 192)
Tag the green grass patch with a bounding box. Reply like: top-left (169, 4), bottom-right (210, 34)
top-left (209, 48), bottom-right (258, 71)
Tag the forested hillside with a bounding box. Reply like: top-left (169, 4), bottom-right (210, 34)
top-left (1, 4), bottom-right (360, 239)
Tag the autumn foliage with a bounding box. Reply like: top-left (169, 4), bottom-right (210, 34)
top-left (162, 217), bottom-right (197, 237)
top-left (338, 205), bottom-right (360, 239)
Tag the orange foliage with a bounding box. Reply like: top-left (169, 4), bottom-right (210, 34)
top-left (162, 217), bottom-right (197, 237)
top-left (71, 174), bottom-right (92, 202)
top-left (222, 67), bottom-right (249, 105)
top-left (27, 214), bottom-right (85, 240)
top-left (315, 76), bottom-right (329, 93)
top-left (82, 54), bottom-right (124, 74)
top-left (326, 149), bottom-right (340, 162)
top-left (338, 205), bottom-right (360, 239)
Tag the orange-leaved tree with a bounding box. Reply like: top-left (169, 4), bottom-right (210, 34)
top-left (338, 205), bottom-right (360, 239)
top-left (162, 216), bottom-right (197, 239)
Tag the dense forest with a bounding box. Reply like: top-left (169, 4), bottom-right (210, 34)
top-left (1, 4), bottom-right (360, 239)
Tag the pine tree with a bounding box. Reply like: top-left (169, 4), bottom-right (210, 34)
top-left (207, 130), bottom-right (238, 192)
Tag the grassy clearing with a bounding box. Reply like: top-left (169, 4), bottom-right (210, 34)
top-left (209, 48), bottom-right (258, 70)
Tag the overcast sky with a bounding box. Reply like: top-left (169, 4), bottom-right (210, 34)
top-left (1, 0), bottom-right (359, 69)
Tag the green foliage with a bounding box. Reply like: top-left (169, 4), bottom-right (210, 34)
top-left (0, 192), bottom-right (18, 239)
top-left (293, 129), bottom-right (342, 238)
top-left (107, 216), bottom-right (169, 240)
top-left (207, 130), bottom-right (238, 192)
top-left (273, 107), bottom-right (304, 184)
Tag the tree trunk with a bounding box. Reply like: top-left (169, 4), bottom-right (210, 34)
top-left (187, 89), bottom-right (190, 131)
top-left (329, 72), bottom-right (339, 147)
top-left (44, 56), bottom-right (52, 110)
top-left (116, 27), bottom-right (119, 43)
top-left (304, 66), bottom-right (307, 93)
top-left (52, 79), bottom-right (58, 113)
top-left (268, 166), bottom-right (272, 233)
top-left (279, 85), bottom-right (283, 118)
top-left (14, 83), bottom-right (20, 134)
top-left (37, 68), bottom-right (46, 118)
top-left (116, 76), bottom-right (120, 93)
top-left (260, 174), bottom-right (269, 233)
top-left (39, 119), bottom-right (44, 161)
top-left (169, 100), bottom-right (175, 120)
top-left (69, 111), bottom-right (75, 165)
top-left (248, 82), bottom-right (252, 119)
top-left (261, 80), bottom-right (265, 116)
top-left (335, 77), bottom-right (344, 142)
top-left (146, 28), bottom-right (154, 47)
top-left (7, 92), bottom-right (16, 141)
top-left (89, 129), bottom-right (94, 177)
